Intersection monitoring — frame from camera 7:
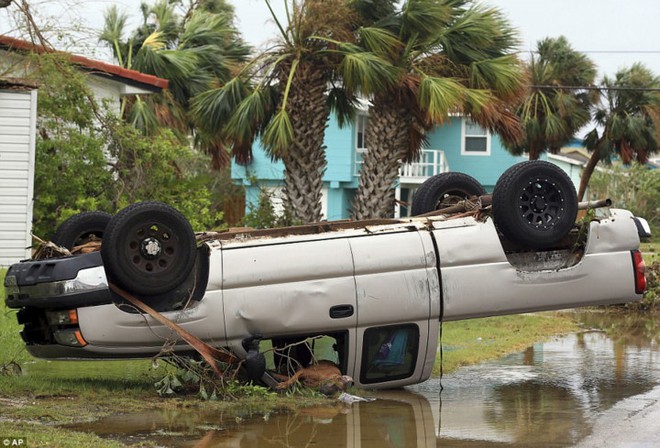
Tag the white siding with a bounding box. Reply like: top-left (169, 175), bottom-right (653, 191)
top-left (0, 89), bottom-right (37, 266)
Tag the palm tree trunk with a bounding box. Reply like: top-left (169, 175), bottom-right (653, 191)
top-left (282, 65), bottom-right (328, 224)
top-left (578, 146), bottom-right (602, 201)
top-left (352, 97), bottom-right (410, 220)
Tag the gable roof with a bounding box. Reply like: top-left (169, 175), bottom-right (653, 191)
top-left (0, 35), bottom-right (169, 92)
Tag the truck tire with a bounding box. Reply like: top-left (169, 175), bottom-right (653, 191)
top-left (411, 172), bottom-right (486, 216)
top-left (52, 211), bottom-right (112, 249)
top-left (492, 161), bottom-right (578, 249)
top-left (101, 202), bottom-right (196, 296)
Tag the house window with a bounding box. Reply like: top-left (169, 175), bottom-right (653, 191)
top-left (355, 114), bottom-right (369, 175)
top-left (356, 114), bottom-right (368, 151)
top-left (462, 119), bottom-right (491, 155)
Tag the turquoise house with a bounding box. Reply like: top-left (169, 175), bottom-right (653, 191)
top-left (232, 114), bottom-right (582, 221)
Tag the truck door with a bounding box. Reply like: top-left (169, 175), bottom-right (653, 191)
top-left (349, 230), bottom-right (440, 388)
top-left (220, 236), bottom-right (357, 355)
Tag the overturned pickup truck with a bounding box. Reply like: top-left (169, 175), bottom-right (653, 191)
top-left (4, 161), bottom-right (651, 389)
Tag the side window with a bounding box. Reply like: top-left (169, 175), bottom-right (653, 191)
top-left (462, 119), bottom-right (491, 155)
top-left (360, 324), bottom-right (419, 384)
top-left (259, 332), bottom-right (348, 376)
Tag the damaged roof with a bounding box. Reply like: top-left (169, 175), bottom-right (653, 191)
top-left (0, 35), bottom-right (169, 92)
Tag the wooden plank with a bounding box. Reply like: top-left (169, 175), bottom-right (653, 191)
top-left (0, 161), bottom-right (29, 171)
top-left (0, 108), bottom-right (30, 118)
top-left (0, 213), bottom-right (28, 223)
top-left (0, 116), bottom-right (31, 127)
top-left (0, 150), bottom-right (29, 162)
top-left (0, 222), bottom-right (29, 231)
top-left (0, 204), bottom-right (29, 214)
top-left (0, 239), bottom-right (30, 249)
top-left (0, 169), bottom-right (30, 179)
top-left (0, 134), bottom-right (29, 144)
top-left (0, 231), bottom-right (28, 240)
top-left (0, 187), bottom-right (28, 196)
top-left (0, 196), bottom-right (28, 206)
top-left (0, 125), bottom-right (31, 136)
top-left (0, 90), bottom-right (30, 103)
top-left (0, 178), bottom-right (28, 188)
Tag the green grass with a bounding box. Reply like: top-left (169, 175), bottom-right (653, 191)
top-left (437, 313), bottom-right (577, 375)
top-left (640, 242), bottom-right (658, 265)
top-left (0, 422), bottom-right (125, 448)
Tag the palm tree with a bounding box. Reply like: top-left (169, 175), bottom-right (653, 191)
top-left (578, 63), bottom-right (660, 200)
top-left (191, 0), bottom-right (393, 224)
top-left (99, 0), bottom-right (250, 168)
top-left (350, 0), bottom-right (526, 220)
top-left (504, 36), bottom-right (597, 160)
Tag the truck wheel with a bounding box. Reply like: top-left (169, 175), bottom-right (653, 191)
top-left (492, 161), bottom-right (578, 249)
top-left (52, 211), bottom-right (112, 249)
top-left (101, 202), bottom-right (196, 296)
top-left (411, 172), bottom-right (486, 215)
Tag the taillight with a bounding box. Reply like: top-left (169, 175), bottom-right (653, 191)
top-left (632, 250), bottom-right (647, 294)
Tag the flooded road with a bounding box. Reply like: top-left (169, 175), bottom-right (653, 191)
top-left (67, 311), bottom-right (660, 447)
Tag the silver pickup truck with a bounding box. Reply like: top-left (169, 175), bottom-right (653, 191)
top-left (3, 161), bottom-right (650, 389)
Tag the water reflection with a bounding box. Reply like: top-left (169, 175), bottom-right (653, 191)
top-left (67, 311), bottom-right (660, 448)
top-left (67, 391), bottom-right (434, 447)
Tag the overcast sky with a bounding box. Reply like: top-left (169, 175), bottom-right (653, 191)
top-left (2, 0), bottom-right (660, 79)
top-left (229, 0), bottom-right (660, 79)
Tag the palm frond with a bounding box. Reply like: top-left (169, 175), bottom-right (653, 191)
top-left (357, 26), bottom-right (401, 58)
top-left (327, 86), bottom-right (359, 128)
top-left (226, 87), bottom-right (276, 145)
top-left (190, 77), bottom-right (251, 135)
top-left (339, 49), bottom-right (398, 95)
top-left (262, 109), bottom-right (294, 158)
top-left (401, 0), bottom-right (454, 42)
top-left (99, 5), bottom-right (129, 66)
top-left (418, 75), bottom-right (465, 122)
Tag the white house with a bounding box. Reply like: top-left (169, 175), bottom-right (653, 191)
top-left (0, 78), bottom-right (37, 265)
top-left (0, 35), bottom-right (168, 266)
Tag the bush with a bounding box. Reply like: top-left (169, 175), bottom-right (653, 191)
top-left (641, 261), bottom-right (660, 308)
top-left (29, 54), bottom-right (231, 237)
top-left (589, 164), bottom-right (660, 229)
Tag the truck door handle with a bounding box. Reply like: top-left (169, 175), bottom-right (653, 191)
top-left (329, 304), bottom-right (354, 319)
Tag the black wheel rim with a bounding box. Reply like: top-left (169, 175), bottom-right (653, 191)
top-left (123, 220), bottom-right (178, 275)
top-left (518, 178), bottom-right (565, 230)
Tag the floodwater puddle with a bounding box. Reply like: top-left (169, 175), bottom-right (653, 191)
top-left (66, 311), bottom-right (660, 447)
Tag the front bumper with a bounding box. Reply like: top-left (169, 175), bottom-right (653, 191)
top-left (4, 252), bottom-right (112, 309)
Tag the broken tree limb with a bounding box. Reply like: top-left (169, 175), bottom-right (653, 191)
top-left (578, 198), bottom-right (612, 210)
top-left (108, 283), bottom-right (239, 377)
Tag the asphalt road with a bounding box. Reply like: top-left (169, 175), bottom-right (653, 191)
top-left (575, 385), bottom-right (660, 448)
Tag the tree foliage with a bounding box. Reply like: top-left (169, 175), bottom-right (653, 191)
top-left (588, 164), bottom-right (660, 229)
top-left (192, 0), bottom-right (380, 223)
top-left (578, 63), bottom-right (660, 199)
top-left (350, 0), bottom-right (526, 219)
top-left (99, 0), bottom-right (250, 168)
top-left (29, 54), bottom-right (227, 237)
top-left (504, 36), bottom-right (597, 160)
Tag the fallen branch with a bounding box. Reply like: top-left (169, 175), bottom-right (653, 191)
top-left (108, 283), bottom-right (239, 378)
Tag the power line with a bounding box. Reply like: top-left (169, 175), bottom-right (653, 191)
top-left (524, 50), bottom-right (660, 55)
top-left (530, 84), bottom-right (660, 92)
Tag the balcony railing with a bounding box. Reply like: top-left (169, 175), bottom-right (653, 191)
top-left (354, 148), bottom-right (449, 182)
